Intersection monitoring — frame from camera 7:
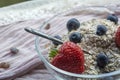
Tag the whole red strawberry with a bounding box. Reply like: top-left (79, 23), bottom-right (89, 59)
top-left (51, 41), bottom-right (84, 74)
top-left (115, 27), bottom-right (120, 48)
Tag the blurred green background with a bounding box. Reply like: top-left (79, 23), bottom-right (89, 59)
top-left (0, 0), bottom-right (28, 7)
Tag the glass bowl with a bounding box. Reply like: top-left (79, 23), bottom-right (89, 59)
top-left (35, 6), bottom-right (120, 80)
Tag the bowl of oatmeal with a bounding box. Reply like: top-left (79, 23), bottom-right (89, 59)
top-left (35, 6), bottom-right (120, 80)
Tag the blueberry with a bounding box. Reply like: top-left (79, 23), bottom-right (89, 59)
top-left (52, 35), bottom-right (62, 45)
top-left (107, 14), bottom-right (118, 24)
top-left (96, 25), bottom-right (107, 36)
top-left (97, 53), bottom-right (109, 68)
top-left (67, 18), bottom-right (80, 32)
top-left (69, 32), bottom-right (82, 43)
top-left (10, 47), bottom-right (19, 54)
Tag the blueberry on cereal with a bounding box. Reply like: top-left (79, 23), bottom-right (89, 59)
top-left (69, 32), bottom-right (82, 43)
top-left (52, 35), bottom-right (62, 45)
top-left (107, 14), bottom-right (118, 24)
top-left (96, 25), bottom-right (107, 36)
top-left (67, 18), bottom-right (80, 32)
top-left (97, 53), bottom-right (109, 68)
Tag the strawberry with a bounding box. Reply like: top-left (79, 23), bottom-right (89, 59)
top-left (51, 41), bottom-right (84, 74)
top-left (115, 27), bottom-right (120, 48)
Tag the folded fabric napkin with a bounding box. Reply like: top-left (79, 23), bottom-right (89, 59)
top-left (0, 6), bottom-right (120, 80)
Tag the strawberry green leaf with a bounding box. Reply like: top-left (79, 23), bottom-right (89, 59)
top-left (49, 48), bottom-right (58, 58)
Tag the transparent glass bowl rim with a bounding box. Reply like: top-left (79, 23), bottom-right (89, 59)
top-left (35, 6), bottom-right (120, 78)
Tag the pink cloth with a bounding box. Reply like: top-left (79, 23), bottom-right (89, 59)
top-left (0, 6), bottom-right (120, 80)
top-left (0, 19), bottom-right (54, 80)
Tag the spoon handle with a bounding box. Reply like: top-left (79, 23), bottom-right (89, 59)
top-left (24, 28), bottom-right (63, 44)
